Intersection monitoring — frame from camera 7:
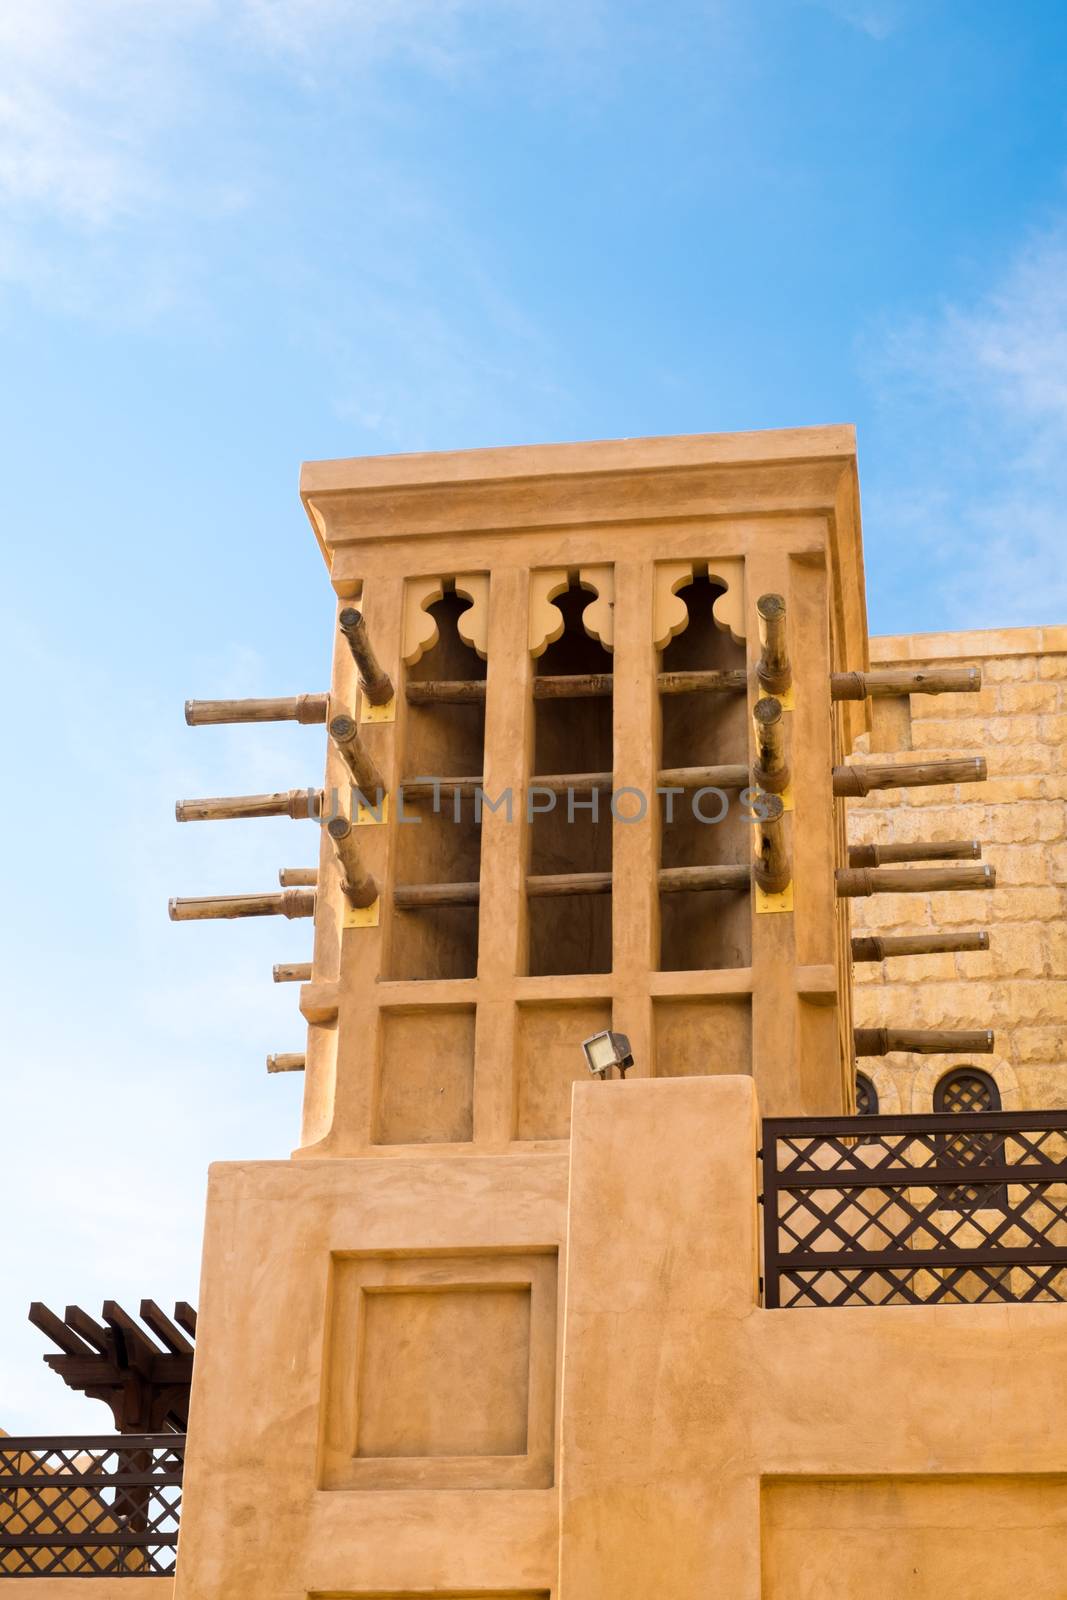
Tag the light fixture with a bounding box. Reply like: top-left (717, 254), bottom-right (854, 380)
top-left (581, 1029), bottom-right (634, 1079)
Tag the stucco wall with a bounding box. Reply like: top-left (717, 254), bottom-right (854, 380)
top-left (849, 625), bottom-right (1067, 1113)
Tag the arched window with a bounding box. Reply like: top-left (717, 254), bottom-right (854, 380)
top-left (934, 1067), bottom-right (1000, 1115)
top-left (855, 1072), bottom-right (878, 1116)
top-left (934, 1066), bottom-right (1003, 1207)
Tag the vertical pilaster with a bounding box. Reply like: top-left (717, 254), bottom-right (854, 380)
top-left (610, 560), bottom-right (657, 1077)
top-left (473, 565), bottom-right (532, 1145)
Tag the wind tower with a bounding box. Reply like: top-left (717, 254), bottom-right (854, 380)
top-left (170, 427), bottom-right (1009, 1600)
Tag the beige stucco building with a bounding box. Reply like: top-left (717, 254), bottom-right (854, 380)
top-left (5, 427), bottom-right (1067, 1598)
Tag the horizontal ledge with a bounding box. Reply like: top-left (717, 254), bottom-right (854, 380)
top-left (299, 980), bottom-right (341, 1024)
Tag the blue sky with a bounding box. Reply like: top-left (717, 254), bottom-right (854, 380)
top-left (2, 0), bottom-right (1067, 1427)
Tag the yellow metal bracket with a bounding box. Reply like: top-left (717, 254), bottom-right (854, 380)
top-left (344, 897), bottom-right (380, 929)
top-left (777, 684), bottom-right (795, 711)
top-left (355, 795), bottom-right (389, 826)
top-left (361, 694), bottom-right (396, 724)
top-left (755, 881), bottom-right (794, 915)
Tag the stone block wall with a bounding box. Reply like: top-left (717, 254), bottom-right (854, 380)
top-left (849, 626), bottom-right (1067, 1113)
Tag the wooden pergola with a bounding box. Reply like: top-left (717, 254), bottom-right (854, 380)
top-left (28, 1300), bottom-right (196, 1433)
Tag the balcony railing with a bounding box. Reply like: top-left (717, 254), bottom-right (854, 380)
top-left (762, 1111), bottom-right (1067, 1308)
top-left (0, 1435), bottom-right (183, 1578)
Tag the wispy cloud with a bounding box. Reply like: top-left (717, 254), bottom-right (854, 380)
top-left (806, 0), bottom-right (907, 40)
top-left (864, 220), bottom-right (1067, 628)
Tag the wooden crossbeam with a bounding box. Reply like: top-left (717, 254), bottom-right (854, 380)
top-left (139, 1299), bottom-right (194, 1357)
top-left (173, 1302), bottom-right (198, 1338)
top-left (27, 1302), bottom-right (96, 1358)
top-left (30, 1300), bottom-right (197, 1433)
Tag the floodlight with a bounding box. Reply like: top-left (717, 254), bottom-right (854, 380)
top-left (581, 1029), bottom-right (634, 1079)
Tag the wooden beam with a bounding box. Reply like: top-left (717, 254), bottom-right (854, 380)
top-left (102, 1301), bottom-right (167, 1369)
top-left (832, 757), bottom-right (986, 796)
top-left (169, 890), bottom-right (316, 921)
top-left (852, 931), bottom-right (990, 961)
top-left (173, 1303), bottom-right (198, 1338)
top-left (855, 1027), bottom-right (994, 1056)
top-left (752, 697), bottom-right (789, 794)
top-left (836, 863), bottom-right (994, 897)
top-left (338, 608), bottom-right (394, 706)
top-left (139, 1299), bottom-right (195, 1357)
top-left (406, 668), bottom-right (748, 705)
top-left (831, 666), bottom-right (981, 700)
top-left (756, 593), bottom-right (791, 695)
top-left (27, 1302), bottom-right (97, 1358)
top-left (329, 714), bottom-right (384, 797)
top-left (395, 864), bottom-right (751, 909)
top-left (753, 793), bottom-right (790, 895)
top-left (175, 788), bottom-right (320, 822)
top-left (273, 961), bottom-right (313, 983)
top-left (63, 1305), bottom-right (112, 1355)
top-left (848, 840), bottom-right (981, 867)
top-left (399, 764), bottom-right (751, 800)
top-left (326, 817), bottom-right (378, 909)
top-left (267, 1053), bottom-right (306, 1073)
top-left (184, 693), bottom-right (328, 726)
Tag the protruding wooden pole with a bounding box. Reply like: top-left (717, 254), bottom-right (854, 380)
top-left (329, 714), bottom-right (384, 798)
top-left (831, 666), bottom-right (982, 700)
top-left (855, 1027), bottom-right (994, 1056)
top-left (273, 962), bottom-right (313, 983)
top-left (832, 757), bottom-right (986, 796)
top-left (752, 697), bottom-right (789, 794)
top-left (266, 1053), bottom-right (306, 1074)
top-left (836, 863), bottom-right (994, 897)
top-left (326, 816), bottom-right (379, 909)
top-left (278, 868), bottom-right (317, 886)
top-left (338, 609), bottom-right (394, 706)
top-left (753, 792), bottom-right (790, 895)
top-left (184, 694), bottom-right (328, 726)
top-left (848, 840), bottom-right (981, 867)
top-left (852, 931), bottom-right (989, 962)
top-left (169, 890), bottom-right (315, 921)
top-left (756, 593), bottom-right (791, 695)
top-left (176, 789), bottom-right (321, 822)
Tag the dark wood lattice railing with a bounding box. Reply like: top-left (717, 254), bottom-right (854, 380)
top-left (0, 1435), bottom-right (183, 1577)
top-left (761, 1112), bottom-right (1067, 1308)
